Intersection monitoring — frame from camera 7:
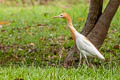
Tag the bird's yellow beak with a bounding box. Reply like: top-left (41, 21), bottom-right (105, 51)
top-left (53, 16), bottom-right (60, 18)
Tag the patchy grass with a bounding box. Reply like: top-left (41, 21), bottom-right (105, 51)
top-left (0, 3), bottom-right (89, 66)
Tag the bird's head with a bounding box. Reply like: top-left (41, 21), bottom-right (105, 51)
top-left (53, 12), bottom-right (70, 19)
top-left (53, 12), bottom-right (72, 23)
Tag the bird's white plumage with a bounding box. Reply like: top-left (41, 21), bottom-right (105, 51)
top-left (75, 31), bottom-right (105, 60)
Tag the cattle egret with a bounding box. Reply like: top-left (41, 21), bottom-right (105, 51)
top-left (54, 12), bottom-right (105, 65)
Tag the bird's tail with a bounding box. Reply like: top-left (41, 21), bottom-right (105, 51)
top-left (97, 51), bottom-right (105, 61)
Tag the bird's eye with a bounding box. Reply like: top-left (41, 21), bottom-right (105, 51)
top-left (60, 14), bottom-right (63, 16)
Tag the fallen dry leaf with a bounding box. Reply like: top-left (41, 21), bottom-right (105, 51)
top-left (0, 21), bottom-right (9, 25)
top-left (1, 29), bottom-right (6, 32)
top-left (40, 37), bottom-right (46, 40)
top-left (113, 45), bottom-right (119, 49)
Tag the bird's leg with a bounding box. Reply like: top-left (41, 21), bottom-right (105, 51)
top-left (83, 55), bottom-right (89, 66)
top-left (76, 49), bottom-right (82, 65)
top-left (79, 53), bottom-right (82, 65)
top-left (89, 58), bottom-right (93, 65)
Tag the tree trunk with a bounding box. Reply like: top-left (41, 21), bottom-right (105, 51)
top-left (82, 0), bottom-right (103, 36)
top-left (64, 0), bottom-right (120, 67)
top-left (87, 0), bottom-right (120, 49)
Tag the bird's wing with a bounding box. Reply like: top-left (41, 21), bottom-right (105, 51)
top-left (76, 34), bottom-right (105, 60)
top-left (76, 37), bottom-right (96, 56)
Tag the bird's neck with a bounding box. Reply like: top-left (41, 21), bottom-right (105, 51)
top-left (66, 17), bottom-right (77, 42)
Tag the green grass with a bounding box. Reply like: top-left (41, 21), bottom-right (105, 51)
top-left (0, 66), bottom-right (120, 80)
top-left (0, 0), bottom-right (120, 79)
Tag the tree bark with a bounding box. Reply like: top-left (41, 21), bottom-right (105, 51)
top-left (87, 0), bottom-right (120, 49)
top-left (82, 0), bottom-right (103, 36)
